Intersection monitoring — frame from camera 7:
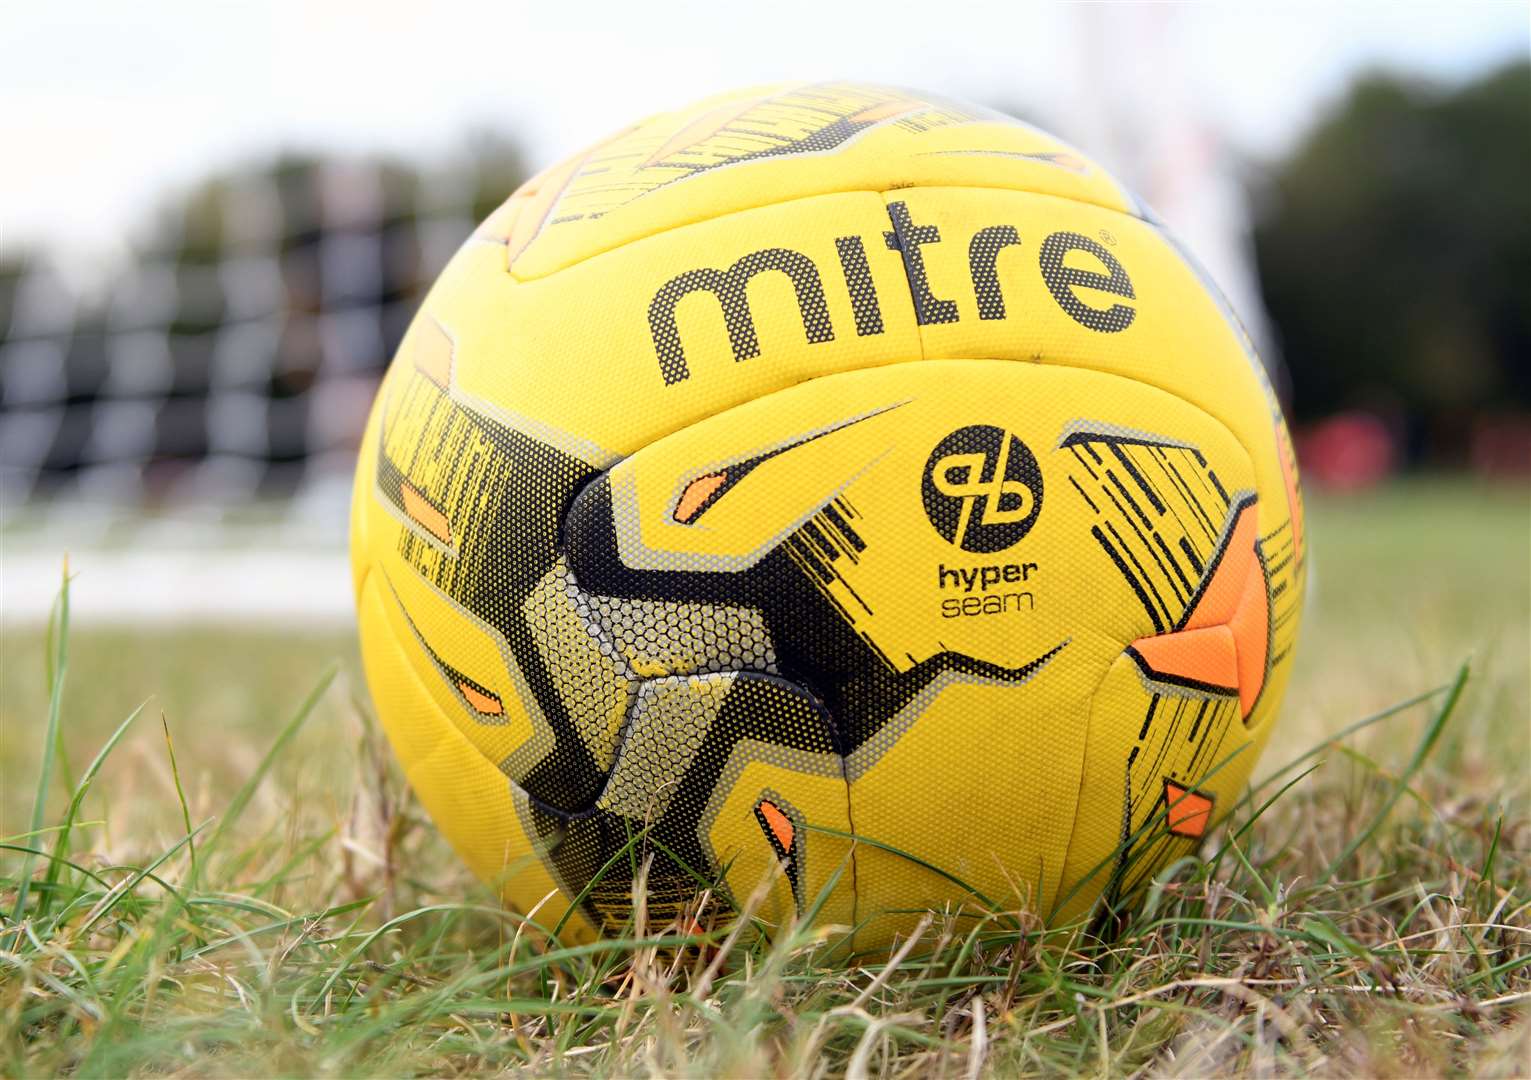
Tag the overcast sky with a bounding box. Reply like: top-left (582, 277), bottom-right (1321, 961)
top-left (4, 0), bottom-right (1527, 262)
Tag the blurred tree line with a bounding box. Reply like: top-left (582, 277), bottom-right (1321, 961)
top-left (5, 63), bottom-right (1527, 503)
top-left (1253, 60), bottom-right (1530, 466)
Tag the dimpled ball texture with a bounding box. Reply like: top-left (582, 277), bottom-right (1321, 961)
top-left (350, 82), bottom-right (1307, 948)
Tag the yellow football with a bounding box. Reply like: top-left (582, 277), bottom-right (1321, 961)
top-left (349, 82), bottom-right (1306, 948)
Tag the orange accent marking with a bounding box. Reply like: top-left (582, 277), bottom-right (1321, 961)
top-left (674, 472), bottom-right (728, 523)
top-left (1184, 504), bottom-right (1259, 630)
top-left (1132, 625), bottom-right (1238, 692)
top-left (1130, 500), bottom-right (1271, 718)
top-left (643, 98), bottom-right (765, 166)
top-left (846, 100), bottom-right (919, 125)
top-left (400, 481), bottom-right (452, 543)
top-left (458, 680), bottom-right (502, 716)
top-left (1229, 559), bottom-right (1270, 716)
top-left (412, 318), bottom-right (453, 388)
top-left (1165, 781), bottom-right (1214, 838)
top-left (758, 800), bottom-right (795, 853)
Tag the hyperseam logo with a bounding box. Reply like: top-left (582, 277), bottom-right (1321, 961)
top-left (922, 426), bottom-right (1044, 553)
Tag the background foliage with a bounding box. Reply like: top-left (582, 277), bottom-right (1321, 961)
top-left (1254, 61), bottom-right (1531, 460)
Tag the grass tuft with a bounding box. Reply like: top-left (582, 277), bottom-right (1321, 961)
top-left (1, 482), bottom-right (1526, 1076)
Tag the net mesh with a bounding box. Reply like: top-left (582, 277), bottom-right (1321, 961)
top-left (0, 148), bottom-right (525, 535)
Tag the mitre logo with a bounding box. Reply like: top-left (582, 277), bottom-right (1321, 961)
top-left (648, 201), bottom-right (1138, 385)
top-left (922, 426), bottom-right (1044, 553)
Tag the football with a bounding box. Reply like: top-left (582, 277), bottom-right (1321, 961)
top-left (350, 82), bottom-right (1306, 947)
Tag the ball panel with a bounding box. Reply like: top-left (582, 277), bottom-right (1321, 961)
top-left (492, 82), bottom-right (1140, 280)
top-left (1055, 644), bottom-right (1284, 926)
top-left (355, 572), bottom-right (597, 943)
top-left (704, 754), bottom-right (858, 935)
top-left (377, 557), bottom-right (552, 781)
top-left (847, 668), bottom-right (1089, 946)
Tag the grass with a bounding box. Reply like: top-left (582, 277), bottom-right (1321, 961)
top-left (2, 478), bottom-right (1527, 1077)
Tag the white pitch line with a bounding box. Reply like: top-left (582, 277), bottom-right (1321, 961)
top-left (1, 549), bottom-right (356, 627)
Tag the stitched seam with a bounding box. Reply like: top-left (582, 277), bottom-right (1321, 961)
top-left (878, 192), bottom-right (929, 366)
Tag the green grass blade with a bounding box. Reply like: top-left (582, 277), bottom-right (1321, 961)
top-left (2, 821), bottom-right (104, 844)
top-left (1227, 681), bottom-right (1450, 818)
top-left (549, 819), bottom-right (653, 941)
top-left (802, 821), bottom-right (1007, 916)
top-left (1300, 915), bottom-right (1375, 961)
top-left (0, 842), bottom-right (117, 892)
top-left (162, 712), bottom-right (199, 888)
top-left (1480, 812), bottom-right (1503, 890)
top-left (182, 898), bottom-right (376, 961)
top-left (1223, 836), bottom-right (1278, 909)
top-left (41, 700), bottom-right (149, 915)
top-left (1210, 760), bottom-right (1322, 867)
top-left (205, 662), bottom-right (337, 860)
top-left (11, 562), bottom-right (72, 928)
top-left (797, 849), bottom-right (850, 933)
top-left (77, 822), bottom-right (209, 935)
top-left (1320, 661), bottom-right (1470, 882)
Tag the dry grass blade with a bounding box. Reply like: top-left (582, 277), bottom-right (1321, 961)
top-left (1, 483), bottom-right (1526, 1077)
